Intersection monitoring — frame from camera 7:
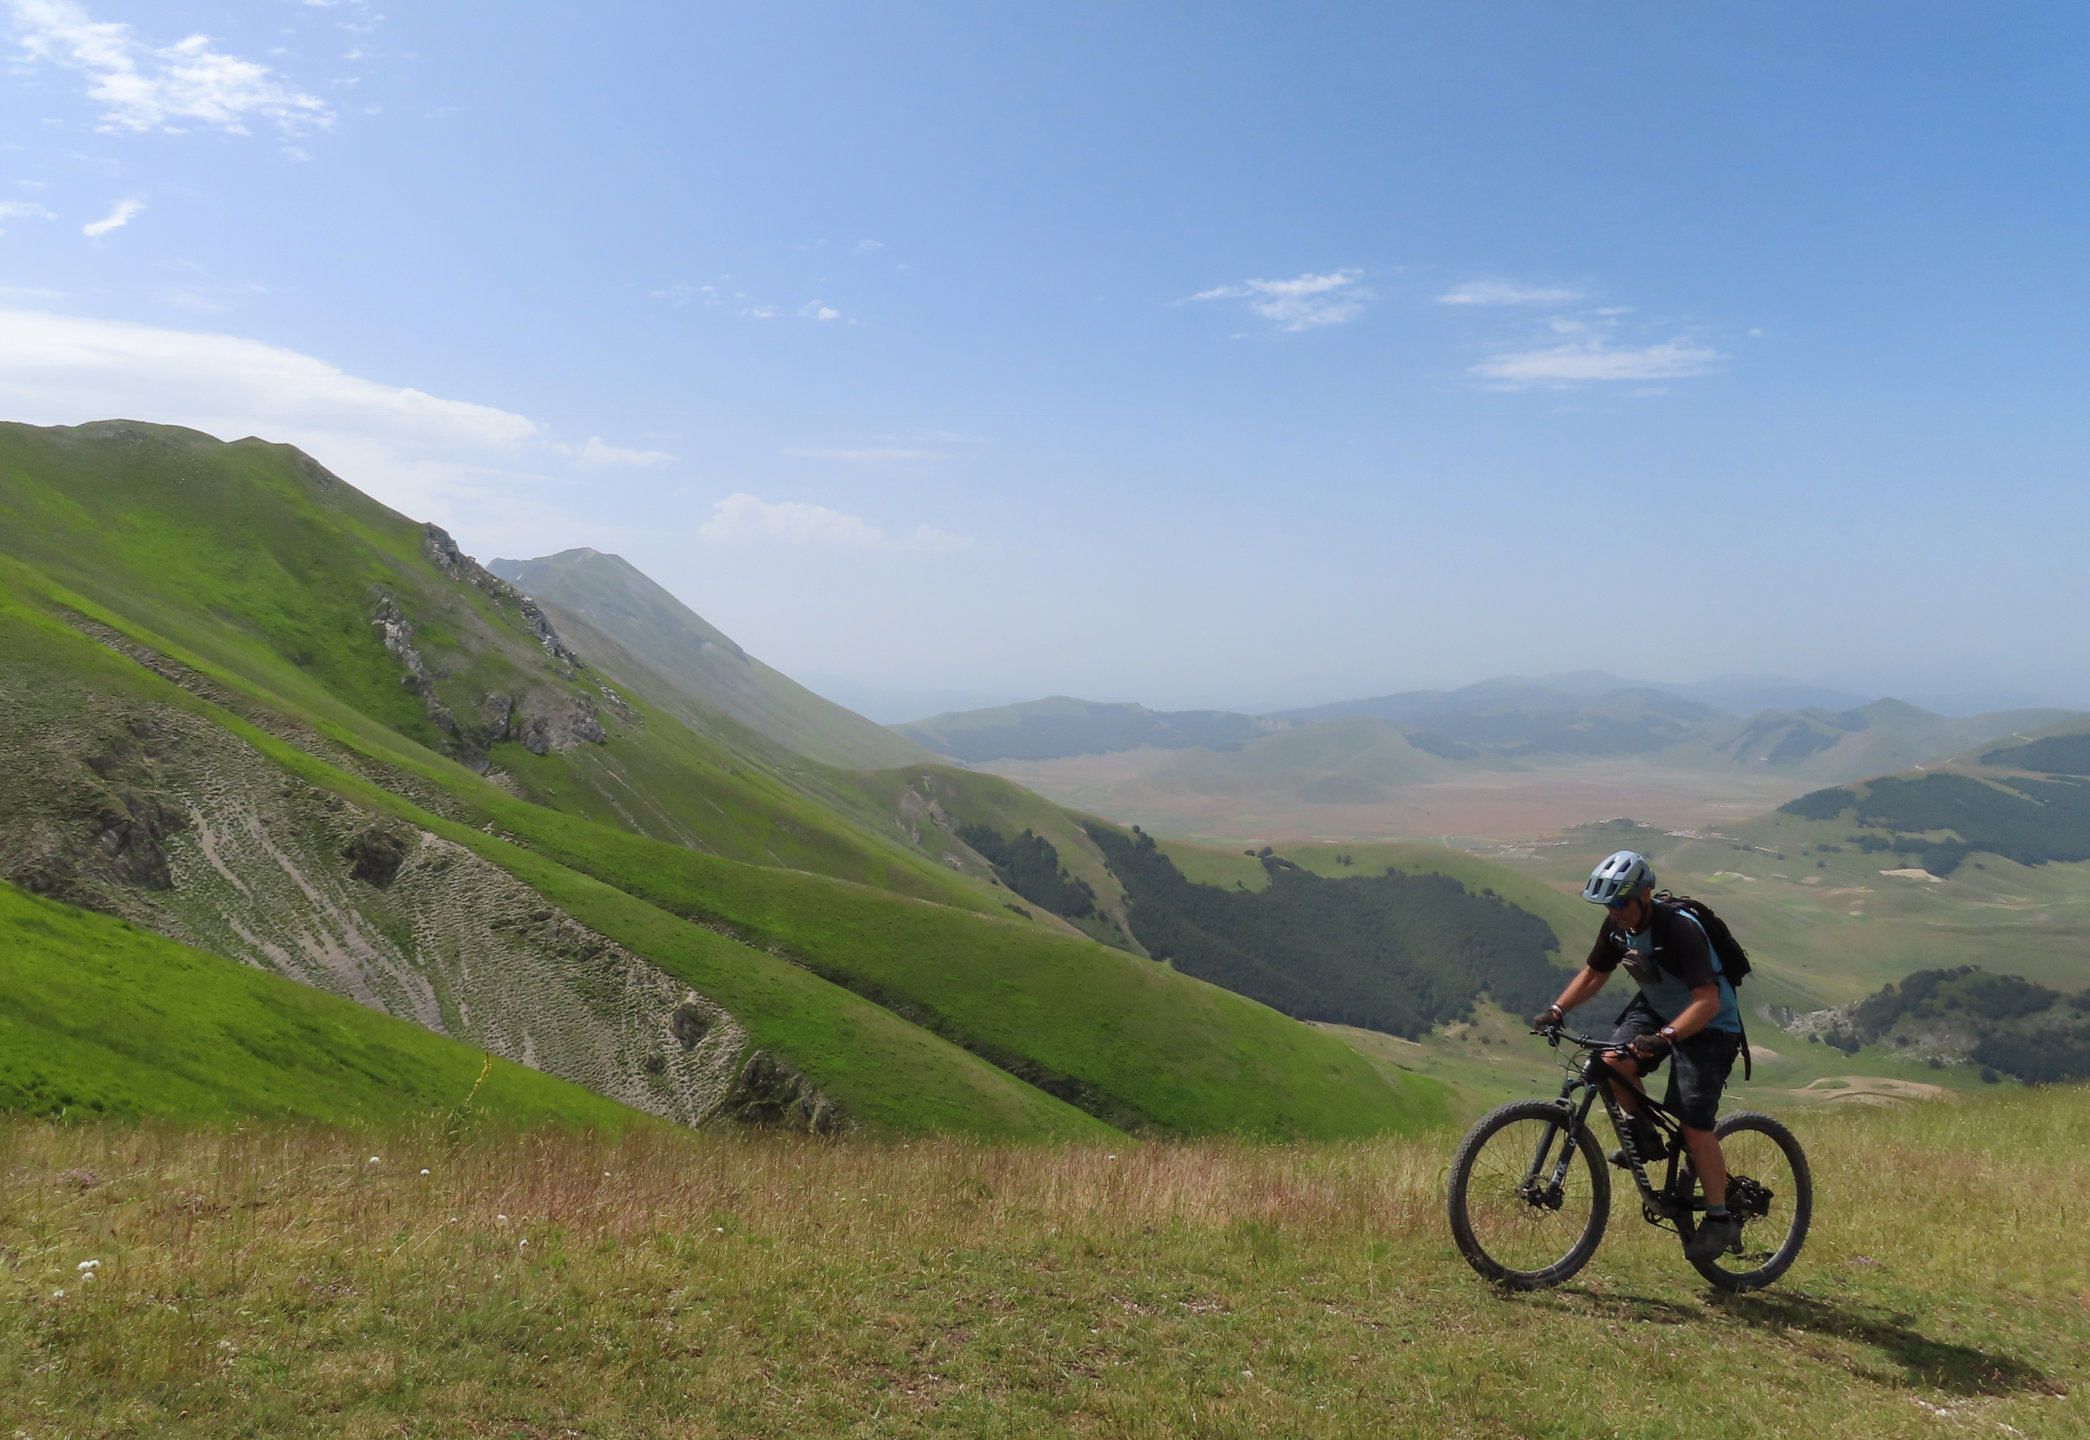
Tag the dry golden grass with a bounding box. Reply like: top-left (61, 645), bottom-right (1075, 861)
top-left (3, 1090), bottom-right (2086, 1437)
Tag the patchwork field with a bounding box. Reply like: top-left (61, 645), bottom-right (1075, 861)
top-left (3, 1089), bottom-right (2083, 1437)
top-left (982, 752), bottom-right (1811, 847)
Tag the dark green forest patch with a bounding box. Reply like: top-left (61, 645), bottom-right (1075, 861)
top-left (1085, 824), bottom-right (1567, 1037)
top-left (1982, 729), bottom-right (2090, 776)
top-left (1780, 786), bottom-right (1857, 821)
top-left (1783, 772), bottom-right (2090, 875)
top-left (1855, 773), bottom-right (2090, 873)
top-left (1840, 965), bottom-right (2090, 1085)
top-left (957, 823), bottom-right (1098, 920)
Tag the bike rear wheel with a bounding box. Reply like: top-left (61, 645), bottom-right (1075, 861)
top-left (1447, 1099), bottom-right (1611, 1290)
top-left (1687, 1110), bottom-right (1812, 1291)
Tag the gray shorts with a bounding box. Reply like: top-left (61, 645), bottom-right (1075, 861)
top-left (1611, 1000), bottom-right (1740, 1131)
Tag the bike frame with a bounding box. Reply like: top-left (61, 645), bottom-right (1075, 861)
top-left (1525, 1029), bottom-right (1705, 1234)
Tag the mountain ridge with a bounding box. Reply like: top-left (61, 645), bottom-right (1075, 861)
top-left (0, 419), bottom-right (1445, 1139)
top-left (488, 549), bottom-right (931, 772)
top-left (894, 683), bottom-right (2079, 785)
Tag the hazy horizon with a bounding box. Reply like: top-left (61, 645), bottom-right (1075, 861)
top-left (795, 668), bottom-right (2088, 728)
top-left (4, 3), bottom-right (2087, 713)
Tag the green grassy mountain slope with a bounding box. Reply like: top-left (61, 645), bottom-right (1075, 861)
top-left (0, 578), bottom-right (1104, 1137)
top-left (0, 420), bottom-right (1434, 1139)
top-left (0, 881), bottom-right (644, 1128)
top-left (1693, 697), bottom-right (2078, 780)
top-left (487, 548), bottom-right (930, 771)
top-left (846, 765), bottom-right (1145, 949)
top-left (1084, 826), bottom-right (1571, 1038)
top-left (1159, 837), bottom-right (1592, 955)
top-left (0, 421), bottom-right (989, 907)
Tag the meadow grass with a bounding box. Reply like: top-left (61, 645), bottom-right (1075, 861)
top-left (3, 1090), bottom-right (2084, 1438)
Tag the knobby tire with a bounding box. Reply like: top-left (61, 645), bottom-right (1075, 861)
top-left (1682, 1110), bottom-right (1812, 1291)
top-left (1447, 1099), bottom-right (1611, 1290)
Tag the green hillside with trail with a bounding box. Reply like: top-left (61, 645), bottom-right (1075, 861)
top-left (0, 881), bottom-right (642, 1129)
top-left (0, 420), bottom-right (1445, 1140)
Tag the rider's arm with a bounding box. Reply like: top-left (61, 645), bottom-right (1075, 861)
top-left (1547, 966), bottom-right (1612, 1018)
top-left (1663, 983), bottom-right (1722, 1040)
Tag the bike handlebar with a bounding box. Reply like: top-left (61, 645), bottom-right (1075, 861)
top-left (1530, 1022), bottom-right (1618, 1052)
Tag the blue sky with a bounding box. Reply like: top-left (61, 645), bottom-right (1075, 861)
top-left (4, 2), bottom-right (2088, 717)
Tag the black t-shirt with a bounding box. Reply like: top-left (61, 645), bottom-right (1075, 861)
top-left (1585, 904), bottom-right (1717, 985)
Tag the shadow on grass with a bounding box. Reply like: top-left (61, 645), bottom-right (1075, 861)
top-left (1523, 1287), bottom-right (2062, 1398)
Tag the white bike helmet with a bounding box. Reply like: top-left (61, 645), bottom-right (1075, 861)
top-left (1583, 849), bottom-right (1655, 906)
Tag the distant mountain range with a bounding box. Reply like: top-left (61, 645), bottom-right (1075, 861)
top-left (895, 697), bottom-right (1275, 763)
top-left (893, 679), bottom-right (2079, 787)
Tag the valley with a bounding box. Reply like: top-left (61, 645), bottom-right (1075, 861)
top-left (981, 749), bottom-right (1810, 845)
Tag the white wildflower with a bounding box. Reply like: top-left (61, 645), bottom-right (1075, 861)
top-left (77, 1259), bottom-right (100, 1271)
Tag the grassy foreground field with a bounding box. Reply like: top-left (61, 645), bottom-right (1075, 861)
top-left (3, 1091), bottom-right (2084, 1437)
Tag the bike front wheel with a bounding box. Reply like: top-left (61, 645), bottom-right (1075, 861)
top-left (1688, 1110), bottom-right (1812, 1292)
top-left (1447, 1099), bottom-right (1611, 1290)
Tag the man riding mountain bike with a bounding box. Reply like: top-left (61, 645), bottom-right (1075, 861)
top-left (1533, 850), bottom-right (1746, 1264)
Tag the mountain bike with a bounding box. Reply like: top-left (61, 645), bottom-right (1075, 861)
top-left (1446, 1024), bottom-right (1811, 1292)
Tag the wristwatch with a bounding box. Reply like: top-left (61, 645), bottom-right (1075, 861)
top-left (1658, 1025), bottom-right (1679, 1042)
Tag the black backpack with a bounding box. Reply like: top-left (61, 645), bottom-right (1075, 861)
top-left (1655, 892), bottom-right (1756, 1080)
top-left (1655, 892), bottom-right (1753, 987)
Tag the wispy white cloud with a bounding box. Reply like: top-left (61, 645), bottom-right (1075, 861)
top-left (81, 197), bottom-right (141, 236)
top-left (1469, 339), bottom-right (1723, 386)
top-left (0, 305), bottom-right (536, 448)
top-left (0, 305), bottom-right (552, 540)
top-left (698, 494), bottom-right (970, 552)
top-left (782, 447), bottom-right (938, 463)
top-left (1437, 279), bottom-right (1584, 307)
top-left (7, 0), bottom-right (332, 135)
top-left (1188, 269), bottom-right (1369, 331)
top-left (558, 436), bottom-right (675, 467)
top-left (654, 281), bottom-right (846, 323)
top-left (0, 200), bottom-right (57, 233)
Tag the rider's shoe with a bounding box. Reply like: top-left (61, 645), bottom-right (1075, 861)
top-left (1684, 1213), bottom-right (1743, 1263)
